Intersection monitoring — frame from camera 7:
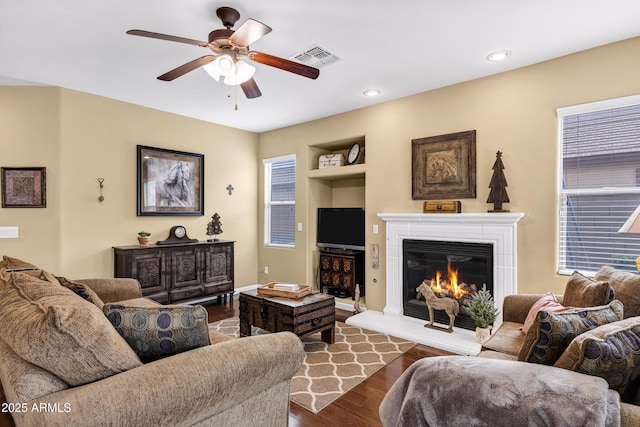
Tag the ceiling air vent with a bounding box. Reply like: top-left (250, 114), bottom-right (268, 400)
top-left (292, 45), bottom-right (342, 68)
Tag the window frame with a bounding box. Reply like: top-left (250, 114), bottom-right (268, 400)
top-left (557, 93), bottom-right (640, 275)
top-left (263, 154), bottom-right (296, 248)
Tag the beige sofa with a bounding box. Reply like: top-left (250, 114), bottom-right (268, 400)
top-left (381, 266), bottom-right (640, 426)
top-left (0, 266), bottom-right (305, 427)
top-left (479, 266), bottom-right (640, 426)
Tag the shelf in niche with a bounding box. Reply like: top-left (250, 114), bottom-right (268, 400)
top-left (307, 164), bottom-right (366, 181)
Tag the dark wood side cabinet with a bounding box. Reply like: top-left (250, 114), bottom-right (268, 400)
top-left (319, 248), bottom-right (364, 300)
top-left (113, 240), bottom-right (234, 304)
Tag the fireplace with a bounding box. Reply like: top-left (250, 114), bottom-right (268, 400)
top-left (404, 240), bottom-right (493, 331)
top-left (345, 212), bottom-right (523, 355)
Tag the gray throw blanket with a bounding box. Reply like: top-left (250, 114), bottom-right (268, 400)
top-left (379, 356), bottom-right (620, 427)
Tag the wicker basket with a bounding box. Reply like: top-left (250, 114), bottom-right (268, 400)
top-left (257, 283), bottom-right (312, 299)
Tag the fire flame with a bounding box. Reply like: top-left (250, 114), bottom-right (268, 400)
top-left (429, 260), bottom-right (470, 299)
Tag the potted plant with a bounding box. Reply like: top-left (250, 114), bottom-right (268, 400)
top-left (462, 284), bottom-right (500, 344)
top-left (137, 231), bottom-right (151, 247)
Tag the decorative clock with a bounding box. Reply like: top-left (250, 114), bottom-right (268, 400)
top-left (156, 225), bottom-right (198, 245)
top-left (346, 143), bottom-right (361, 165)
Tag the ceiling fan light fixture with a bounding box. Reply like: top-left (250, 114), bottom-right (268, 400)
top-left (202, 62), bottom-right (221, 81)
top-left (212, 54), bottom-right (236, 76)
top-left (223, 60), bottom-right (256, 86)
top-left (487, 50), bottom-right (511, 62)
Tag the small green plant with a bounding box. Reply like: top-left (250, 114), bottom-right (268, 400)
top-left (138, 231), bottom-right (151, 237)
top-left (463, 284), bottom-right (499, 329)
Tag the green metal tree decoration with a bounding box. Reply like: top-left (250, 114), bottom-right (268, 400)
top-left (487, 151), bottom-right (510, 212)
top-left (206, 213), bottom-right (223, 242)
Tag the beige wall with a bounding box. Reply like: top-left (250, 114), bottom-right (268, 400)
top-left (0, 87), bottom-right (259, 286)
top-left (3, 36), bottom-right (640, 309)
top-left (258, 36), bottom-right (640, 312)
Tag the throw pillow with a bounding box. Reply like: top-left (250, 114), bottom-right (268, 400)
top-left (554, 316), bottom-right (640, 400)
top-left (0, 256), bottom-right (63, 287)
top-left (518, 300), bottom-right (624, 365)
top-left (595, 266), bottom-right (640, 319)
top-left (0, 338), bottom-right (69, 402)
top-left (0, 271), bottom-right (142, 386)
top-left (562, 271), bottom-right (613, 308)
top-left (0, 255), bottom-right (38, 270)
top-left (521, 292), bottom-right (574, 334)
top-left (55, 276), bottom-right (104, 309)
top-left (103, 303), bottom-right (211, 361)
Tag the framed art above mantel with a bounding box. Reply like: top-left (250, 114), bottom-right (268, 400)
top-left (137, 145), bottom-right (204, 216)
top-left (411, 130), bottom-right (476, 200)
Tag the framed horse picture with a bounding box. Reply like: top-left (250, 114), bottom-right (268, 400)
top-left (136, 145), bottom-right (204, 216)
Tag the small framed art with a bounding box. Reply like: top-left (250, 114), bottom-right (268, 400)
top-left (1, 167), bottom-right (46, 208)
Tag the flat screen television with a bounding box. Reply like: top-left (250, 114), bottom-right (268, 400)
top-left (317, 207), bottom-right (365, 251)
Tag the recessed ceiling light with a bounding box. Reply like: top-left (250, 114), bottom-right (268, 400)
top-left (363, 88), bottom-right (381, 97)
top-left (487, 50), bottom-right (511, 62)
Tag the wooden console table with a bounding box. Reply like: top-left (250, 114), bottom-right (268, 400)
top-left (113, 240), bottom-right (234, 305)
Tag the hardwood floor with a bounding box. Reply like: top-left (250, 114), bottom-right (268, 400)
top-left (205, 296), bottom-right (453, 427)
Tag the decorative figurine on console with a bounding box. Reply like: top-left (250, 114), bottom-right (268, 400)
top-left (206, 213), bottom-right (223, 242)
top-left (416, 280), bottom-right (459, 333)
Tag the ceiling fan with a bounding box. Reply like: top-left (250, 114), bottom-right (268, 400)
top-left (127, 6), bottom-right (320, 99)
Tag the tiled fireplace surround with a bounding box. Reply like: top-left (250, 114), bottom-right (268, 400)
top-left (345, 212), bottom-right (524, 355)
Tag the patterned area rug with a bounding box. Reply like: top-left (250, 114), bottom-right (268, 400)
top-left (209, 317), bottom-right (416, 413)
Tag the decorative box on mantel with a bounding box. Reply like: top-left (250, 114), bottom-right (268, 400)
top-left (318, 153), bottom-right (345, 168)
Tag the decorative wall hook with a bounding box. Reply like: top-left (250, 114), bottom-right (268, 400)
top-left (97, 178), bottom-right (105, 202)
top-left (226, 184), bottom-right (234, 195)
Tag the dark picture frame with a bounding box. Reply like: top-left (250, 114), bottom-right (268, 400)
top-left (412, 130), bottom-right (476, 200)
top-left (1, 167), bottom-right (46, 208)
top-left (137, 145), bottom-right (204, 216)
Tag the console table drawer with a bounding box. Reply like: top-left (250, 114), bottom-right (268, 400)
top-left (170, 285), bottom-right (203, 302)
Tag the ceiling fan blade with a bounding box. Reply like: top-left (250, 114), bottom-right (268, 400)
top-left (229, 19), bottom-right (272, 47)
top-left (248, 51), bottom-right (319, 80)
top-left (126, 29), bottom-right (209, 48)
top-left (157, 55), bottom-right (216, 81)
top-left (241, 78), bottom-right (262, 98)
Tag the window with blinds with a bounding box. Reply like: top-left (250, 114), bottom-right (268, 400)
top-left (263, 155), bottom-right (296, 247)
top-left (558, 95), bottom-right (640, 275)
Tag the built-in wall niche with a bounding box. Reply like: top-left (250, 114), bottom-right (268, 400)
top-left (307, 136), bottom-right (366, 179)
top-left (306, 136), bottom-right (367, 302)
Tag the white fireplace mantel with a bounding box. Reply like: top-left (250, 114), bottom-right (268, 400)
top-left (346, 212), bottom-right (524, 355)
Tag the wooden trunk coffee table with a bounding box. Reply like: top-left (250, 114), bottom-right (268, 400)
top-left (239, 290), bottom-right (336, 344)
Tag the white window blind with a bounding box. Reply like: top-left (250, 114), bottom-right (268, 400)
top-left (558, 95), bottom-right (640, 274)
top-left (263, 155), bottom-right (296, 247)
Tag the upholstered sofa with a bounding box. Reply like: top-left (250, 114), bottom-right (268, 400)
top-left (0, 257), bottom-right (305, 427)
top-left (381, 266), bottom-right (640, 426)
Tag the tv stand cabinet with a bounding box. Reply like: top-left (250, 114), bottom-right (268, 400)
top-left (319, 248), bottom-right (364, 300)
top-left (113, 240), bottom-right (234, 305)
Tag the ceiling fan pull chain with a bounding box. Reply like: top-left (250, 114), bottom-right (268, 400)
top-left (235, 78), bottom-right (239, 110)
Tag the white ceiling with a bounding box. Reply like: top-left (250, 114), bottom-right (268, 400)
top-left (2, 1), bottom-right (640, 133)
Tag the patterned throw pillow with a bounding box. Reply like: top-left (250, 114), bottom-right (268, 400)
top-left (554, 316), bottom-right (640, 400)
top-left (563, 271), bottom-right (614, 308)
top-left (521, 292), bottom-right (574, 334)
top-left (103, 304), bottom-right (211, 361)
top-left (56, 276), bottom-right (104, 309)
top-left (518, 300), bottom-right (624, 365)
